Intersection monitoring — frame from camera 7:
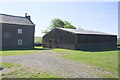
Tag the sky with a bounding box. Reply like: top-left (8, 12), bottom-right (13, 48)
top-left (0, 2), bottom-right (118, 37)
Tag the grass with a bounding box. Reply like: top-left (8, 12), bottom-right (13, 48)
top-left (1, 61), bottom-right (59, 78)
top-left (53, 47), bottom-right (118, 77)
top-left (34, 37), bottom-right (42, 43)
top-left (0, 49), bottom-right (41, 57)
top-left (54, 48), bottom-right (84, 54)
top-left (2, 67), bottom-right (58, 78)
top-left (0, 46), bottom-right (50, 57)
top-left (0, 62), bottom-right (20, 68)
top-left (0, 46), bottom-right (118, 78)
top-left (63, 50), bottom-right (118, 73)
top-left (35, 46), bottom-right (118, 75)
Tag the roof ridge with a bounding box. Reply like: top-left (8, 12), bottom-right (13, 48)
top-left (0, 13), bottom-right (25, 18)
top-left (56, 28), bottom-right (116, 36)
top-left (58, 28), bottom-right (106, 33)
top-left (0, 13), bottom-right (35, 26)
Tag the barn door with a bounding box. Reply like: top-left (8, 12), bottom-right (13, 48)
top-left (49, 39), bottom-right (56, 48)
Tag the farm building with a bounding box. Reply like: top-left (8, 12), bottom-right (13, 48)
top-left (42, 28), bottom-right (117, 50)
top-left (117, 38), bottom-right (120, 45)
top-left (0, 13), bottom-right (35, 49)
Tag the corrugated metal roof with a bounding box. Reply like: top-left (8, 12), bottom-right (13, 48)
top-left (57, 28), bottom-right (116, 36)
top-left (0, 14), bottom-right (35, 26)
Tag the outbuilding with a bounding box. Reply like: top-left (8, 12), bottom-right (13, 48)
top-left (0, 13), bottom-right (35, 49)
top-left (42, 28), bottom-right (117, 50)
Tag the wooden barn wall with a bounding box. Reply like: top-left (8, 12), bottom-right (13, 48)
top-left (42, 29), bottom-right (76, 49)
top-left (76, 34), bottom-right (117, 50)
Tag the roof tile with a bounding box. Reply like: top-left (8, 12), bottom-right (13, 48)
top-left (0, 14), bottom-right (35, 26)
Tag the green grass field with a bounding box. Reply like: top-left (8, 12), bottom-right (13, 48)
top-left (63, 50), bottom-right (118, 73)
top-left (0, 49), bottom-right (40, 56)
top-left (0, 46), bottom-right (118, 78)
top-left (2, 46), bottom-right (117, 74)
top-left (1, 63), bottom-right (58, 78)
top-left (34, 37), bottom-right (42, 43)
top-left (2, 67), bottom-right (58, 78)
top-left (0, 62), bottom-right (20, 68)
top-left (53, 48), bottom-right (118, 76)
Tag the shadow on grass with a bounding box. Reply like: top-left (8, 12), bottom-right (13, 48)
top-left (1, 47), bottom-right (50, 51)
top-left (1, 46), bottom-right (120, 52)
top-left (77, 47), bottom-right (120, 52)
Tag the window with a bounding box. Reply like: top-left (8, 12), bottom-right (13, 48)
top-left (18, 29), bottom-right (22, 34)
top-left (18, 39), bottom-right (22, 45)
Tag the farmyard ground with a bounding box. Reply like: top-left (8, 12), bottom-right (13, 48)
top-left (0, 46), bottom-right (119, 78)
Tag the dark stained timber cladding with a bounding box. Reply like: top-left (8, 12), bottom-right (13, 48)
top-left (58, 29), bottom-right (75, 44)
top-left (42, 29), bottom-right (76, 44)
top-left (42, 28), bottom-right (117, 50)
top-left (77, 34), bottom-right (117, 44)
top-left (42, 29), bottom-right (75, 49)
top-left (76, 34), bottom-right (117, 50)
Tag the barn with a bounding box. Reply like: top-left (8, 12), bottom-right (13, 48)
top-left (42, 28), bottom-right (117, 50)
top-left (0, 13), bottom-right (35, 49)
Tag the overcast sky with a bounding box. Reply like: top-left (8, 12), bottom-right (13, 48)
top-left (0, 2), bottom-right (118, 37)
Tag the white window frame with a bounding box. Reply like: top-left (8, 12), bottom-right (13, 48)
top-left (18, 39), bottom-right (22, 45)
top-left (18, 29), bottom-right (22, 34)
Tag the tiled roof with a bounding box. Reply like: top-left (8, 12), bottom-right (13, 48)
top-left (0, 14), bottom-right (35, 26)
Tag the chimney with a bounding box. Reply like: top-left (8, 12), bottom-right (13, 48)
top-left (25, 13), bottom-right (27, 17)
top-left (25, 13), bottom-right (31, 20)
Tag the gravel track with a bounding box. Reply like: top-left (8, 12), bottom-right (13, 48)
top-left (1, 50), bottom-right (112, 78)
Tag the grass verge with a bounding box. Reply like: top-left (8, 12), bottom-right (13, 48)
top-left (53, 48), bottom-right (118, 77)
top-left (62, 50), bottom-right (118, 73)
top-left (0, 62), bottom-right (20, 68)
top-left (2, 67), bottom-right (58, 78)
top-left (1, 46), bottom-right (50, 56)
top-left (0, 48), bottom-right (42, 56)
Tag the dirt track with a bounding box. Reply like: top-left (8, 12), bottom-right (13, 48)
top-left (1, 50), bottom-right (112, 78)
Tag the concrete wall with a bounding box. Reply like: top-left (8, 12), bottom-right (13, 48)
top-left (2, 23), bottom-right (35, 49)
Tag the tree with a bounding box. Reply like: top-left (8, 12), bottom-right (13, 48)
top-left (42, 29), bottom-right (50, 34)
top-left (64, 21), bottom-right (76, 29)
top-left (42, 18), bottom-right (77, 33)
top-left (49, 18), bottom-right (65, 29)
